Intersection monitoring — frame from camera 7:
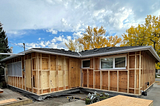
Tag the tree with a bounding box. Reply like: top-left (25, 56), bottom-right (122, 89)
top-left (0, 22), bottom-right (10, 87)
top-left (65, 39), bottom-right (83, 52)
top-left (65, 26), bottom-right (122, 51)
top-left (121, 15), bottom-right (160, 69)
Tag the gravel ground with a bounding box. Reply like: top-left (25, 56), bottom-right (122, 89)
top-left (23, 93), bottom-right (87, 106)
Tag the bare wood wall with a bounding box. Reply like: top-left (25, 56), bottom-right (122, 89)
top-left (82, 51), bottom-right (156, 95)
top-left (7, 52), bottom-right (81, 95)
top-left (6, 51), bottom-right (156, 96)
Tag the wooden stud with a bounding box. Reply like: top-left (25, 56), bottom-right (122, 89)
top-left (49, 54), bottom-right (51, 93)
top-left (80, 58), bottom-right (82, 87)
top-left (100, 71), bottom-right (102, 89)
top-left (24, 56), bottom-right (26, 91)
top-left (108, 71), bottom-right (110, 90)
top-left (93, 57), bottom-right (95, 88)
top-left (87, 69), bottom-right (89, 88)
top-left (139, 51), bottom-right (141, 95)
top-left (21, 57), bottom-right (23, 89)
top-left (31, 55), bottom-right (33, 93)
top-left (56, 55), bottom-right (59, 91)
top-left (134, 52), bottom-right (136, 94)
top-left (63, 56), bottom-right (65, 90)
top-left (127, 53), bottom-right (129, 93)
top-left (93, 71), bottom-right (95, 88)
top-left (37, 53), bottom-right (40, 94)
top-left (117, 70), bottom-right (119, 92)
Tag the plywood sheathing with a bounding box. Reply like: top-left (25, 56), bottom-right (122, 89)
top-left (102, 71), bottom-right (108, 90)
top-left (6, 50), bottom-right (155, 96)
top-left (110, 71), bottom-right (117, 91)
top-left (142, 51), bottom-right (155, 91)
top-left (88, 95), bottom-right (153, 106)
top-left (69, 58), bottom-right (80, 88)
top-left (25, 59), bottom-right (31, 88)
top-left (81, 51), bottom-right (155, 96)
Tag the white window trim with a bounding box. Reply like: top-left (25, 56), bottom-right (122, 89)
top-left (100, 55), bottom-right (127, 70)
top-left (81, 59), bottom-right (90, 68)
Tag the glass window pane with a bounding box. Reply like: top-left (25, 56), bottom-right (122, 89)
top-left (83, 60), bottom-right (90, 67)
top-left (101, 58), bottom-right (113, 69)
top-left (115, 57), bottom-right (125, 68)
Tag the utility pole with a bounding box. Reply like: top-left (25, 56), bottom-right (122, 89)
top-left (23, 43), bottom-right (25, 51)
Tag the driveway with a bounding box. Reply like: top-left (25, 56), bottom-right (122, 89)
top-left (141, 78), bottom-right (160, 106)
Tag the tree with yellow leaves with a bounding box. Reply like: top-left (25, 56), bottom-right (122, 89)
top-left (65, 39), bottom-right (83, 52)
top-left (65, 26), bottom-right (122, 51)
top-left (121, 15), bottom-right (160, 69)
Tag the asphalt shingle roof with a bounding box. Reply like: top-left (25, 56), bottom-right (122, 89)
top-left (32, 46), bottom-right (143, 56)
top-left (79, 46), bottom-right (142, 56)
top-left (32, 48), bottom-right (79, 56)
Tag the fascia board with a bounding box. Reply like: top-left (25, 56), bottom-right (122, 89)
top-left (1, 46), bottom-right (160, 62)
top-left (81, 46), bottom-right (160, 62)
top-left (31, 49), bottom-right (80, 58)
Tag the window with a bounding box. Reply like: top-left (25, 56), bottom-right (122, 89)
top-left (115, 57), bottom-right (125, 68)
top-left (101, 58), bottom-right (113, 69)
top-left (7, 61), bottom-right (22, 77)
top-left (82, 60), bottom-right (90, 68)
top-left (101, 56), bottom-right (126, 69)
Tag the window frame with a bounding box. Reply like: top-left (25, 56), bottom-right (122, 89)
top-left (81, 59), bottom-right (90, 68)
top-left (100, 55), bottom-right (127, 70)
top-left (7, 61), bottom-right (22, 77)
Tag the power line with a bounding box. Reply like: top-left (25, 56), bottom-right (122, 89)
top-left (8, 41), bottom-right (24, 48)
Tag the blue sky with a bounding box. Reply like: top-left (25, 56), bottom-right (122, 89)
top-left (0, 0), bottom-right (160, 53)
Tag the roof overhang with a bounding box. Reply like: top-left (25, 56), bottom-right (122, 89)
top-left (1, 46), bottom-right (160, 62)
top-left (82, 46), bottom-right (160, 62)
top-left (0, 48), bottom-right (80, 62)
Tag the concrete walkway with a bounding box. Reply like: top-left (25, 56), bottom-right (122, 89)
top-left (141, 79), bottom-right (160, 106)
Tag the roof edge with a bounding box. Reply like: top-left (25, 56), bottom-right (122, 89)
top-left (31, 49), bottom-right (80, 58)
top-left (1, 46), bottom-right (160, 62)
top-left (81, 46), bottom-right (160, 62)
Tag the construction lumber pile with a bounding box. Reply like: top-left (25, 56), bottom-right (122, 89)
top-left (88, 95), bottom-right (153, 106)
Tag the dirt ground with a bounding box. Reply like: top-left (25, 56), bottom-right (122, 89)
top-left (23, 93), bottom-right (87, 106)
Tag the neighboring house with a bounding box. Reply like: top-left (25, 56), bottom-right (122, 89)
top-left (1, 46), bottom-right (160, 100)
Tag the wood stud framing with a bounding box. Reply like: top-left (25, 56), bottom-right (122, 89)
top-left (81, 51), bottom-right (155, 96)
top-left (134, 52), bottom-right (136, 94)
top-left (5, 50), bottom-right (156, 96)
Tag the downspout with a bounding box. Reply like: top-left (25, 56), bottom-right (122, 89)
top-left (77, 52), bottom-right (82, 87)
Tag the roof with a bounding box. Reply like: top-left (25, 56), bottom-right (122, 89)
top-left (1, 46), bottom-right (160, 62)
top-left (80, 46), bottom-right (141, 56)
top-left (32, 48), bottom-right (79, 56)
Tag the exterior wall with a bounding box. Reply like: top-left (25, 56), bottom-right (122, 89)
top-left (81, 51), bottom-right (156, 95)
top-left (5, 50), bottom-right (156, 96)
top-left (141, 51), bottom-right (155, 91)
top-left (6, 52), bottom-right (81, 95)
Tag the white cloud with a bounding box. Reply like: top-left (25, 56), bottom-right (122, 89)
top-left (7, 30), bottom-right (26, 38)
top-left (46, 28), bottom-right (58, 34)
top-left (93, 9), bottom-right (105, 17)
top-left (1, 0), bottom-right (159, 39)
top-left (51, 38), bottom-right (56, 42)
top-left (73, 32), bottom-right (83, 38)
top-left (55, 36), bottom-right (63, 41)
top-left (16, 35), bottom-right (71, 50)
top-left (67, 36), bottom-right (71, 40)
top-left (38, 38), bottom-right (41, 40)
